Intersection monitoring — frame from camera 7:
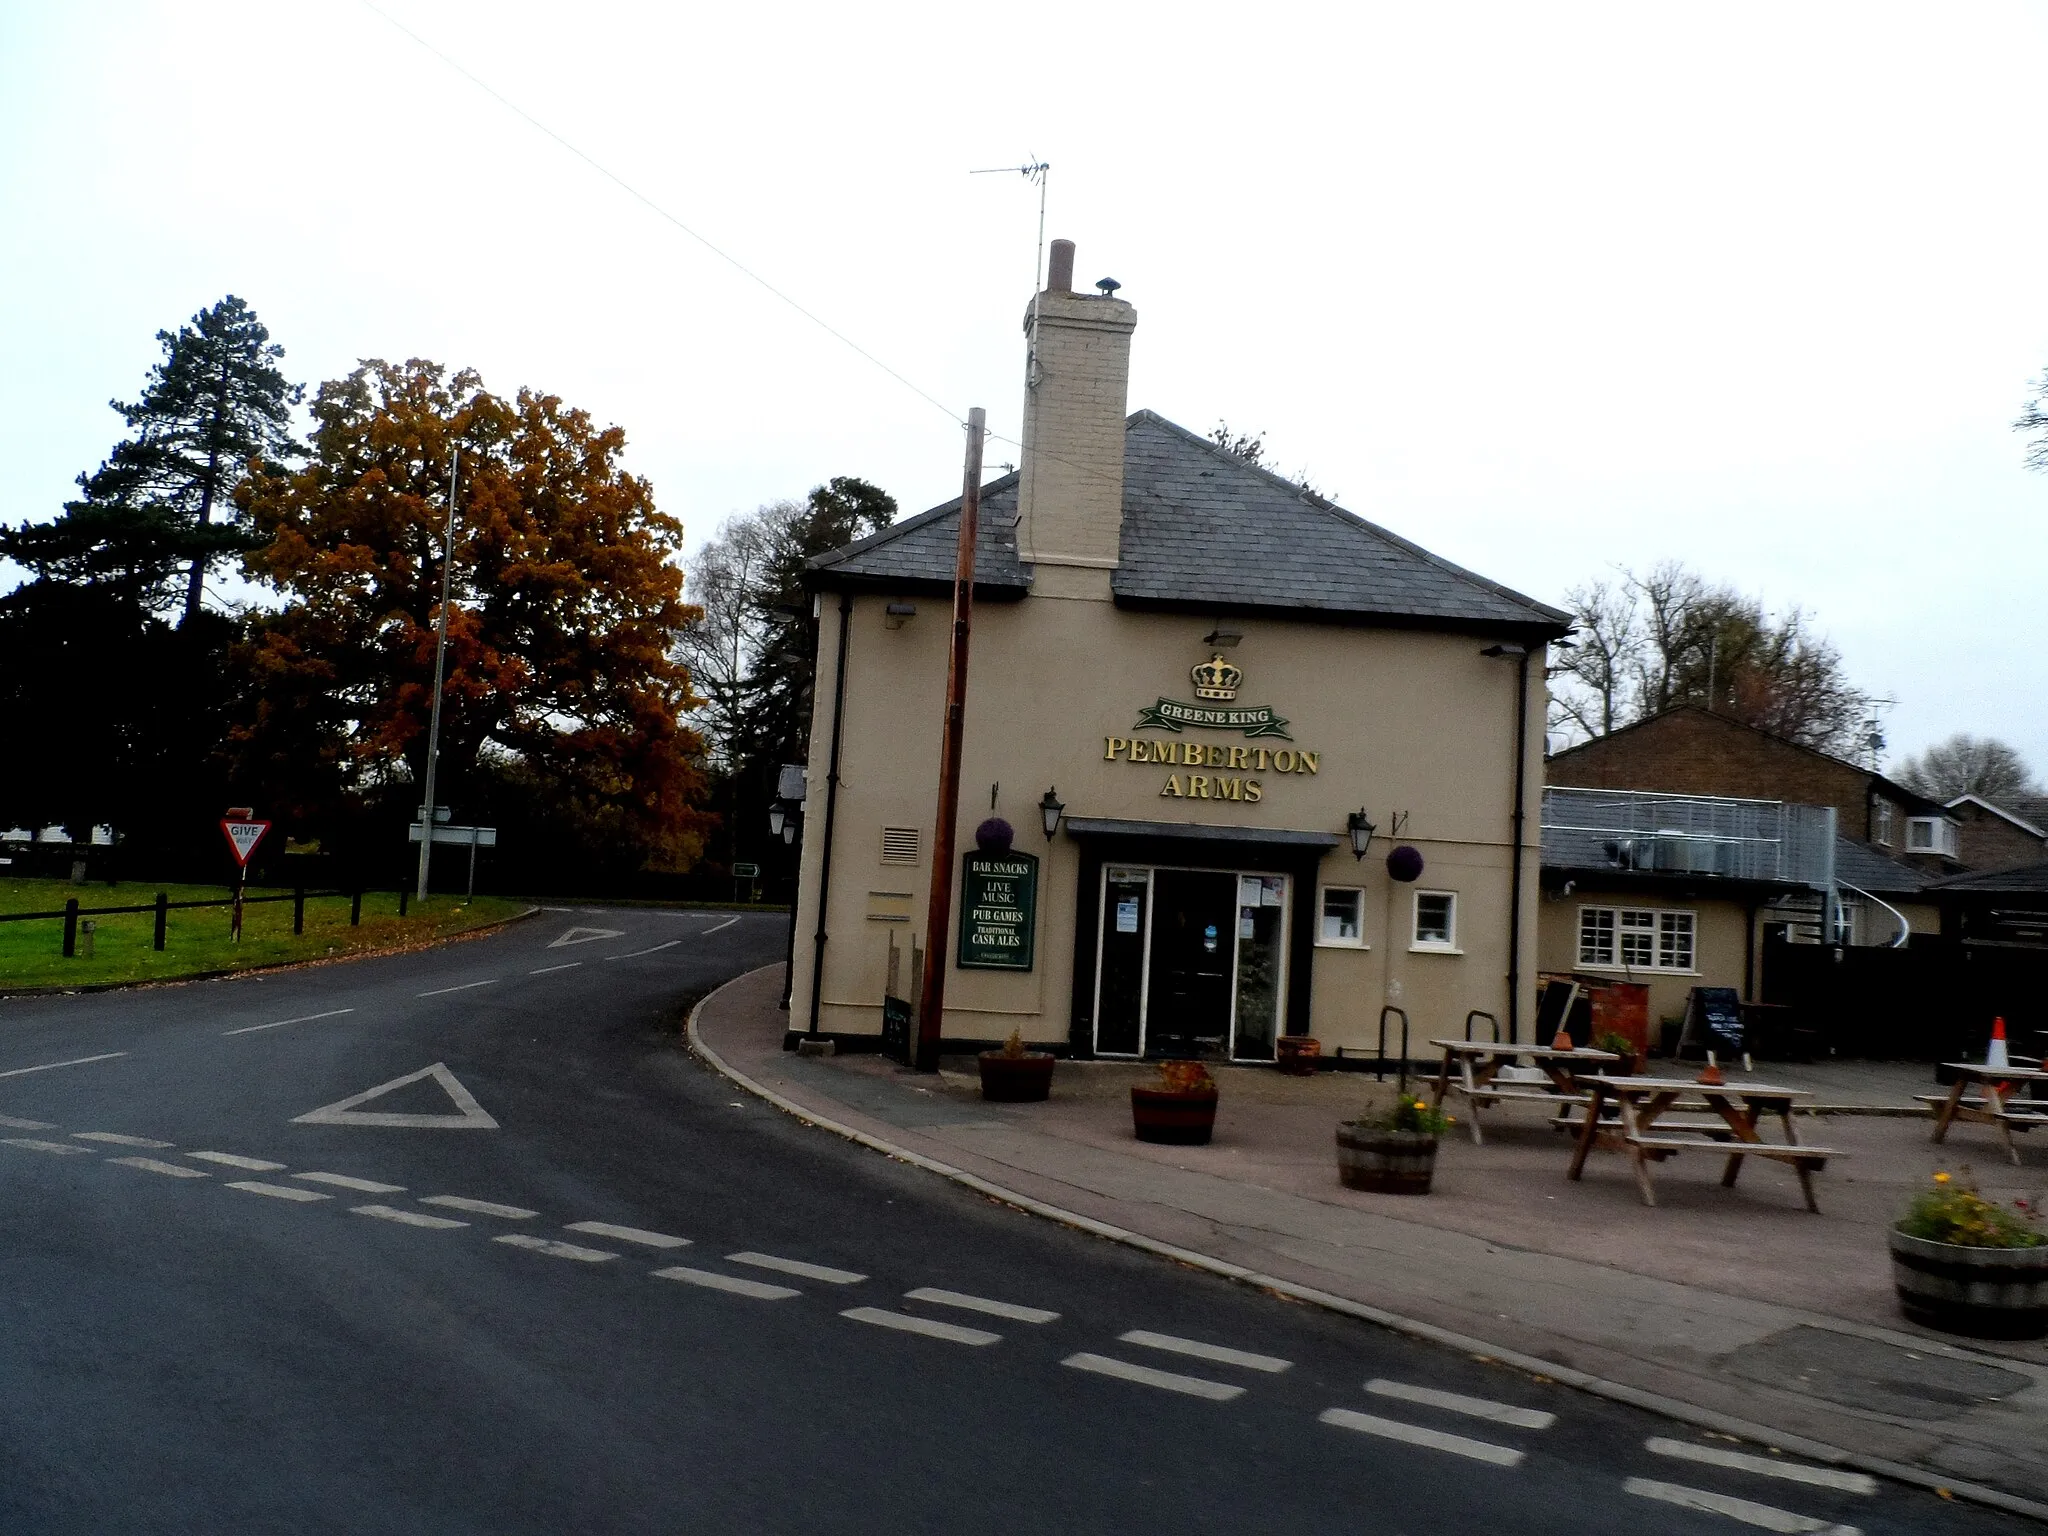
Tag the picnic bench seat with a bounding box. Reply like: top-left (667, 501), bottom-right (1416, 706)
top-left (1916, 1092), bottom-right (2048, 1122)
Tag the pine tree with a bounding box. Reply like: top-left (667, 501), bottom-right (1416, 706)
top-left (2, 296), bottom-right (301, 621)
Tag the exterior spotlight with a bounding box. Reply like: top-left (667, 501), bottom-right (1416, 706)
top-left (1039, 787), bottom-right (1066, 841)
top-left (1347, 808), bottom-right (1377, 860)
top-left (1203, 628), bottom-right (1243, 649)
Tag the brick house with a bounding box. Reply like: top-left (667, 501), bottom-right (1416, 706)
top-left (1943, 794), bottom-right (2048, 874)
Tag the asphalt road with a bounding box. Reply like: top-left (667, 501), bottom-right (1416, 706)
top-left (0, 907), bottom-right (2030, 1535)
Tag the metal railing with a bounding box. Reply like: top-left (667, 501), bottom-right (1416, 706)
top-left (1541, 787), bottom-right (1836, 890)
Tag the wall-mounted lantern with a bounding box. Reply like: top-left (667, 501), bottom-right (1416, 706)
top-left (1347, 808), bottom-right (1377, 860)
top-left (1039, 787), bottom-right (1066, 841)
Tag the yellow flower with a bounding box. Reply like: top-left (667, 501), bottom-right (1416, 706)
top-left (1934, 1171), bottom-right (1951, 1184)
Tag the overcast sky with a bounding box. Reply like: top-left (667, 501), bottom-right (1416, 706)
top-left (4, 2), bottom-right (2045, 773)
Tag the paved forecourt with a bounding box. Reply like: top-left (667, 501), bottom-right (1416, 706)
top-left (0, 913), bottom-right (2025, 1534)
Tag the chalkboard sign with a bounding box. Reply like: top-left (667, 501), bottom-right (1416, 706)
top-left (1680, 986), bottom-right (1745, 1060)
top-left (881, 995), bottom-right (913, 1064)
top-left (957, 850), bottom-right (1037, 971)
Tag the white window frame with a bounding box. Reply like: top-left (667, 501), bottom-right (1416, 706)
top-left (1575, 904), bottom-right (1698, 974)
top-left (1871, 799), bottom-right (1894, 847)
top-left (1905, 816), bottom-right (1959, 857)
top-left (1317, 886), bottom-right (1367, 948)
top-left (1410, 890), bottom-right (1460, 953)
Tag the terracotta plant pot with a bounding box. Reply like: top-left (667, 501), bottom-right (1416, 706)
top-left (978, 1051), bottom-right (1055, 1103)
top-left (1131, 1085), bottom-right (1219, 1145)
top-left (1275, 1036), bottom-right (1322, 1076)
top-left (1889, 1228), bottom-right (2048, 1339)
top-left (1335, 1124), bottom-right (1439, 1195)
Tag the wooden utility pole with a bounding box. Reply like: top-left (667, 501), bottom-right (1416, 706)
top-left (915, 408), bottom-right (987, 1072)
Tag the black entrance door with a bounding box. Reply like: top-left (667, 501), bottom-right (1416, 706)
top-left (1145, 869), bottom-right (1237, 1059)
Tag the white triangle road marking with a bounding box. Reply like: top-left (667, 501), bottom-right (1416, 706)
top-left (548, 925), bottom-right (624, 949)
top-left (291, 1062), bottom-right (500, 1129)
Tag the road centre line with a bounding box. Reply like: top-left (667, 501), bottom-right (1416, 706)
top-left (1623, 1477), bottom-right (1861, 1534)
top-left (528, 963), bottom-right (582, 975)
top-left (0, 1052), bottom-right (127, 1080)
top-left (108, 1156), bottom-right (208, 1179)
top-left (223, 1008), bottom-right (354, 1036)
top-left (702, 917), bottom-right (739, 935)
top-left (904, 1287), bottom-right (1059, 1324)
top-left (841, 1307), bottom-right (1000, 1346)
top-left (422, 1195), bottom-right (538, 1219)
top-left (495, 1234), bottom-right (617, 1262)
top-left (417, 979), bottom-right (497, 997)
top-left (2, 1138), bottom-right (93, 1155)
top-left (607, 940), bottom-right (680, 960)
top-left (295, 1172), bottom-right (405, 1194)
top-left (1062, 1353), bottom-right (1244, 1401)
top-left (188, 1151), bottom-right (287, 1171)
top-left (228, 1181), bottom-right (329, 1202)
top-left (1366, 1378), bottom-right (1557, 1429)
top-left (0, 1114), bottom-right (56, 1130)
top-left (726, 1251), bottom-right (866, 1284)
top-left (652, 1265), bottom-right (799, 1300)
top-left (1644, 1439), bottom-right (1877, 1495)
top-left (352, 1204), bottom-right (468, 1230)
top-left (1318, 1408), bottom-right (1525, 1467)
top-left (73, 1132), bottom-right (174, 1149)
top-left (566, 1221), bottom-right (689, 1249)
top-left (1119, 1329), bottom-right (1291, 1373)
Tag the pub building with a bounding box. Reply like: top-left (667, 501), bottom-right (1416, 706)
top-left (787, 239), bottom-right (1570, 1062)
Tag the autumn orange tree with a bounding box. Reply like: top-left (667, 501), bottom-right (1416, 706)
top-left (236, 359), bottom-right (710, 872)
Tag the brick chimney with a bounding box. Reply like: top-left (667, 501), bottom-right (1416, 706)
top-left (1013, 239), bottom-right (1136, 594)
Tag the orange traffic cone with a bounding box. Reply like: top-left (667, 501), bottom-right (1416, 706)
top-left (1552, 1025), bottom-right (1575, 1051)
top-left (1987, 1017), bottom-right (2012, 1071)
top-left (1696, 1050), bottom-right (1725, 1087)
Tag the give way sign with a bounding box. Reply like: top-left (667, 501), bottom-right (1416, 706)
top-left (219, 817), bottom-right (272, 867)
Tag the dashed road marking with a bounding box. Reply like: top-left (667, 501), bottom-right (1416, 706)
top-left (702, 917), bottom-right (740, 935)
top-left (188, 1151), bottom-right (287, 1172)
top-left (223, 1008), bottom-right (354, 1036)
top-left (0, 1114), bottom-right (57, 1130)
top-left (73, 1132), bottom-right (174, 1149)
top-left (296, 1171), bottom-right (406, 1194)
top-left (842, 1307), bottom-right (1000, 1346)
top-left (1119, 1329), bottom-right (1291, 1373)
top-left (228, 1181), bottom-right (330, 1202)
top-left (726, 1251), bottom-right (866, 1284)
top-left (2, 1138), bottom-right (93, 1155)
top-left (905, 1287), bottom-right (1059, 1324)
top-left (607, 940), bottom-right (680, 960)
top-left (1319, 1407), bottom-right (1525, 1467)
top-left (1366, 1378), bottom-right (1557, 1429)
top-left (566, 1221), bottom-right (690, 1249)
top-left (1623, 1477), bottom-right (1861, 1533)
top-left (108, 1156), bottom-right (208, 1178)
top-left (422, 1196), bottom-right (538, 1219)
top-left (352, 1204), bottom-right (468, 1230)
top-left (495, 1234), bottom-right (617, 1262)
top-left (528, 963), bottom-right (582, 976)
top-left (1063, 1352), bottom-right (1245, 1401)
top-left (1644, 1439), bottom-right (1877, 1496)
top-left (0, 1052), bottom-right (127, 1080)
top-left (653, 1266), bottom-right (800, 1300)
top-left (417, 979), bottom-right (497, 998)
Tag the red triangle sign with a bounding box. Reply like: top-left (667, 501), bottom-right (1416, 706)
top-left (220, 818), bottom-right (271, 866)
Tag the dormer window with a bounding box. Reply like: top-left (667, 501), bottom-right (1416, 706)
top-left (1905, 816), bottom-right (1959, 857)
top-left (1872, 799), bottom-right (1894, 846)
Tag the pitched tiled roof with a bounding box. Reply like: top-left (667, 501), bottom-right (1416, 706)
top-left (1834, 837), bottom-right (1931, 896)
top-left (1926, 860), bottom-right (2048, 894)
top-left (810, 411), bottom-right (1569, 634)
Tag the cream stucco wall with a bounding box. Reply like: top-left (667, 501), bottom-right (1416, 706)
top-left (789, 586), bottom-right (1544, 1054)
top-left (1535, 888), bottom-right (1753, 1030)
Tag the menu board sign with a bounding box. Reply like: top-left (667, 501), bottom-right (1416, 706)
top-left (957, 850), bottom-right (1037, 971)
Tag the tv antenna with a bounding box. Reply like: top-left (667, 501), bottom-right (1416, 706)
top-left (971, 159), bottom-right (1050, 291)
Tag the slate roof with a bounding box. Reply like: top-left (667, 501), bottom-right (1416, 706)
top-left (809, 411), bottom-right (1570, 635)
top-left (1834, 837), bottom-right (1932, 897)
top-left (1925, 860), bottom-right (2048, 894)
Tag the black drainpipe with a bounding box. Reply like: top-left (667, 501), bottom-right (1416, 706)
top-left (1506, 648), bottom-right (1530, 1043)
top-left (806, 592), bottom-right (853, 1036)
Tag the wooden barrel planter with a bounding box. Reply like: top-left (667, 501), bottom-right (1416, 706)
top-left (1131, 1086), bottom-right (1218, 1145)
top-left (978, 1051), bottom-right (1055, 1103)
top-left (1336, 1124), bottom-right (1439, 1195)
top-left (1889, 1229), bottom-right (2048, 1339)
top-left (1275, 1036), bottom-right (1322, 1076)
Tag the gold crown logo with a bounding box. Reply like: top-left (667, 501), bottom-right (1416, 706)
top-left (1191, 652), bottom-right (1242, 701)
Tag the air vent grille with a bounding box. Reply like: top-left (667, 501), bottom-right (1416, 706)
top-left (881, 826), bottom-right (921, 865)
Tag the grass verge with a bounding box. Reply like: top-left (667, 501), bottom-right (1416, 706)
top-left (0, 878), bottom-right (526, 991)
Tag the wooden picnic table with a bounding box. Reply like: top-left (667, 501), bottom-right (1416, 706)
top-left (1566, 1075), bottom-right (1840, 1212)
top-left (1429, 1039), bottom-right (1619, 1145)
top-left (1925, 1063), bottom-right (2048, 1167)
